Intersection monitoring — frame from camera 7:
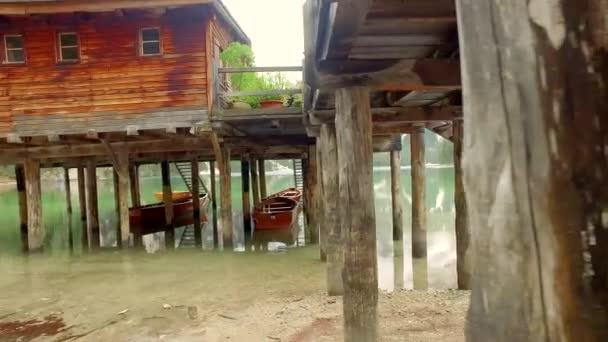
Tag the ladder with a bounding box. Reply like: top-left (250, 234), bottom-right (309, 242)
top-left (173, 161), bottom-right (212, 249)
top-left (293, 159), bottom-right (304, 191)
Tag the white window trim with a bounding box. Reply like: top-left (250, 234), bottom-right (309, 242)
top-left (4, 34), bottom-right (25, 64)
top-left (140, 27), bottom-right (162, 56)
top-left (58, 32), bottom-right (80, 62)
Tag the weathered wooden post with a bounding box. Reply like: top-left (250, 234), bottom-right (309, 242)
top-left (219, 147), bottom-right (233, 249)
top-left (15, 165), bottom-right (28, 253)
top-left (390, 149), bottom-right (404, 241)
top-left (316, 146), bottom-right (326, 261)
top-left (113, 170), bottom-right (121, 247)
top-left (457, 0), bottom-right (608, 339)
top-left (129, 164), bottom-right (142, 248)
top-left (241, 159), bottom-right (252, 242)
top-left (319, 123), bottom-right (343, 295)
top-left (63, 168), bottom-right (73, 251)
top-left (85, 159), bottom-right (100, 249)
top-left (161, 161), bottom-right (175, 249)
top-left (209, 161), bottom-right (219, 249)
top-left (303, 145), bottom-right (319, 244)
top-left (452, 119), bottom-right (470, 289)
top-left (258, 159), bottom-right (267, 199)
top-left (24, 159), bottom-right (43, 252)
top-left (335, 87), bottom-right (378, 341)
top-left (77, 166), bottom-right (88, 249)
top-left (250, 157), bottom-right (260, 205)
top-left (192, 159), bottom-right (202, 248)
top-left (410, 129), bottom-right (427, 289)
top-left (116, 151), bottom-right (130, 248)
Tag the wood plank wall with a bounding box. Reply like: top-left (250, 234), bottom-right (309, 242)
top-left (0, 5), bottom-right (239, 137)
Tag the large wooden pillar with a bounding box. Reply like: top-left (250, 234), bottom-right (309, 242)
top-left (303, 145), bottom-right (319, 244)
top-left (77, 166), bottom-right (88, 249)
top-left (250, 157), bottom-right (260, 205)
top-left (316, 145), bottom-right (326, 261)
top-left (161, 161), bottom-right (174, 249)
top-left (390, 149), bottom-right (404, 241)
top-left (241, 159), bottom-right (252, 241)
top-left (335, 87), bottom-right (377, 341)
top-left (129, 164), bottom-right (142, 248)
top-left (258, 159), bottom-right (267, 199)
top-left (64, 168), bottom-right (73, 251)
top-left (209, 161), bottom-right (219, 249)
top-left (85, 159), bottom-right (100, 249)
top-left (410, 130), bottom-right (427, 289)
top-left (116, 151), bottom-right (130, 248)
top-left (319, 123), bottom-right (343, 295)
top-left (453, 119), bottom-right (470, 289)
top-left (218, 147), bottom-right (233, 249)
top-left (15, 165), bottom-right (28, 253)
top-left (24, 159), bottom-right (43, 252)
top-left (192, 159), bottom-right (202, 248)
top-left (457, 0), bottom-right (608, 340)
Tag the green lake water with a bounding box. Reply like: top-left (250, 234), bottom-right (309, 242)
top-left (0, 159), bottom-right (457, 291)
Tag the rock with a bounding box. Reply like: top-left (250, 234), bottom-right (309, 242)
top-left (188, 306), bottom-right (198, 320)
top-left (163, 304), bottom-right (173, 310)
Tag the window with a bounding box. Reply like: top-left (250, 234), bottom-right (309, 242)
top-left (58, 32), bottom-right (79, 62)
top-left (4, 35), bottom-right (25, 64)
top-left (140, 28), bottom-right (161, 56)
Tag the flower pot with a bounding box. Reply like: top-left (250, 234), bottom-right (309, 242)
top-left (260, 100), bottom-right (283, 109)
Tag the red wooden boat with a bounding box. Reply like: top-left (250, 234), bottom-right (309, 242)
top-left (263, 187), bottom-right (302, 202)
top-left (129, 194), bottom-right (209, 236)
top-left (253, 197), bottom-right (299, 231)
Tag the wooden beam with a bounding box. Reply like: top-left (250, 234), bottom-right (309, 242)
top-left (85, 159), bottom-right (100, 249)
top-left (316, 144), bottom-right (326, 261)
top-left (335, 87), bottom-right (378, 341)
top-left (250, 157), bottom-right (261, 205)
top-left (0, 0), bottom-right (213, 15)
top-left (314, 106), bottom-right (462, 123)
top-left (322, 0), bottom-right (374, 60)
top-left (161, 161), bottom-right (175, 250)
top-left (64, 167), bottom-right (74, 252)
top-left (221, 89), bottom-right (302, 97)
top-left (218, 66), bottom-right (303, 73)
top-left (209, 161), bottom-right (219, 249)
top-left (303, 145), bottom-right (320, 245)
top-left (15, 165), bottom-right (28, 253)
top-left (390, 149), bottom-right (404, 241)
top-left (410, 130), bottom-right (427, 289)
top-left (77, 166), bottom-right (87, 250)
top-left (241, 159), bottom-right (252, 242)
top-left (453, 119), bottom-right (470, 289)
top-left (129, 164), bottom-right (143, 248)
top-left (258, 159), bottom-right (267, 199)
top-left (116, 150), bottom-right (130, 248)
top-left (192, 159), bottom-right (202, 249)
top-left (218, 146), bottom-right (233, 250)
top-left (24, 159), bottom-right (43, 252)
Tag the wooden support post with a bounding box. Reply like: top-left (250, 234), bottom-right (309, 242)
top-left (116, 151), bottom-right (130, 248)
top-left (250, 157), bottom-right (260, 205)
top-left (390, 149), bottom-right (404, 241)
top-left (64, 168), bottom-right (73, 251)
top-left (161, 161), bottom-right (175, 249)
top-left (258, 159), bottom-right (267, 199)
top-left (129, 164), bottom-right (142, 248)
top-left (77, 166), bottom-right (88, 249)
top-left (24, 159), bottom-right (43, 252)
top-left (209, 161), bottom-right (219, 249)
top-left (319, 123), bottom-right (343, 296)
top-left (304, 145), bottom-right (319, 245)
top-left (219, 147), bottom-right (233, 249)
top-left (86, 159), bottom-right (100, 249)
top-left (316, 144), bottom-right (326, 261)
top-left (453, 120), bottom-right (470, 289)
top-left (335, 87), bottom-right (378, 341)
top-left (192, 159), bottom-right (202, 248)
top-left (457, 0), bottom-right (608, 339)
top-left (241, 159), bottom-right (252, 242)
top-left (410, 130), bottom-right (427, 289)
top-left (113, 170), bottom-right (121, 247)
top-left (15, 165), bottom-right (28, 253)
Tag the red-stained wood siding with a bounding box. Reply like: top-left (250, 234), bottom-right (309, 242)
top-left (0, 5), bottom-right (221, 137)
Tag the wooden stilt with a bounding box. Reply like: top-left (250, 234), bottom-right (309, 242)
top-left (113, 170), bottom-right (121, 248)
top-left (116, 150), bottom-right (130, 248)
top-left (390, 149), bottom-right (404, 241)
top-left (192, 159), bottom-right (202, 248)
top-left (161, 161), bottom-right (174, 249)
top-left (77, 166), bottom-right (88, 250)
top-left (258, 159), bottom-right (267, 199)
top-left (209, 161), bottom-right (219, 249)
top-left (85, 159), bottom-right (100, 249)
top-left (335, 87), bottom-right (378, 341)
top-left (241, 159), bottom-right (252, 242)
top-left (64, 168), bottom-right (74, 251)
top-left (319, 123), bottom-right (343, 296)
top-left (453, 120), bottom-right (470, 289)
top-left (15, 165), bottom-right (28, 253)
top-left (410, 130), bottom-right (427, 290)
top-left (219, 147), bottom-right (233, 249)
top-left (303, 145), bottom-right (319, 245)
top-left (24, 159), bottom-right (43, 252)
top-left (250, 157), bottom-right (260, 205)
top-left (316, 144), bottom-right (326, 261)
top-left (129, 164), bottom-right (142, 248)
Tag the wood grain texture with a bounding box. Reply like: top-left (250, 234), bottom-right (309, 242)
top-left (117, 150), bottom-right (130, 248)
top-left (241, 159), bottom-right (251, 241)
top-left (209, 160), bottom-right (219, 249)
top-left (161, 160), bottom-right (174, 249)
top-left (15, 165), bottom-right (28, 253)
top-left (452, 119), bottom-right (470, 289)
top-left (192, 158), bottom-right (202, 248)
top-left (303, 144), bottom-right (320, 245)
top-left (218, 146), bottom-right (232, 249)
top-left (335, 87), bottom-right (378, 341)
top-left (250, 157), bottom-right (260, 205)
top-left (390, 149), bottom-right (403, 241)
top-left (85, 159), bottom-right (99, 249)
top-left (77, 166), bottom-right (87, 249)
top-left (258, 159), bottom-right (267, 199)
top-left (410, 130), bottom-right (426, 259)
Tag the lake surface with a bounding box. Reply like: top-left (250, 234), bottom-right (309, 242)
top-left (0, 159), bottom-right (457, 291)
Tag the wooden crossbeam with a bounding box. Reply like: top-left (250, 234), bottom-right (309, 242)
top-left (221, 89), bottom-right (302, 97)
top-left (321, 0), bottom-right (375, 60)
top-left (218, 66), bottom-right (303, 73)
top-left (0, 0), bottom-right (213, 15)
top-left (313, 105), bottom-right (462, 123)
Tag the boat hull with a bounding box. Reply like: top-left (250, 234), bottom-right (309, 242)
top-left (253, 197), bottom-right (299, 231)
top-left (263, 187), bottom-right (302, 202)
top-left (153, 191), bottom-right (192, 202)
top-left (130, 195), bottom-right (208, 236)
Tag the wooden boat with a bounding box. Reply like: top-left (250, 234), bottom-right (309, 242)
top-left (263, 187), bottom-right (302, 202)
top-left (130, 194), bottom-right (209, 236)
top-left (253, 197), bottom-right (299, 231)
top-left (153, 191), bottom-right (192, 202)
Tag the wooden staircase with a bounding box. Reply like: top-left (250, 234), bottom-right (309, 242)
top-left (293, 159), bottom-right (304, 191)
top-left (173, 161), bottom-right (211, 249)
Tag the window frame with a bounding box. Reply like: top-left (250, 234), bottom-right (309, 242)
top-left (57, 32), bottom-right (80, 63)
top-left (139, 27), bottom-right (162, 57)
top-left (3, 34), bottom-right (26, 65)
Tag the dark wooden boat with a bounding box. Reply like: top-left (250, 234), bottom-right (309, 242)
top-left (129, 194), bottom-right (209, 236)
top-left (253, 197), bottom-right (299, 231)
top-left (263, 187), bottom-right (302, 202)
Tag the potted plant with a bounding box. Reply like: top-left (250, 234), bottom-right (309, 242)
top-left (257, 73), bottom-right (289, 108)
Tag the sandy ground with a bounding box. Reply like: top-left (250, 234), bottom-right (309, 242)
top-left (0, 247), bottom-right (468, 341)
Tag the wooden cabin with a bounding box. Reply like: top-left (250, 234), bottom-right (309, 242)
top-left (0, 0), bottom-right (249, 142)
